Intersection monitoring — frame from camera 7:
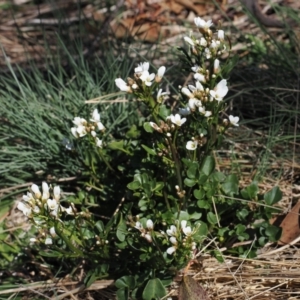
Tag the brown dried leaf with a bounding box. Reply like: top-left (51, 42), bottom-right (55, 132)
top-left (178, 275), bottom-right (209, 300)
top-left (278, 200), bottom-right (300, 245)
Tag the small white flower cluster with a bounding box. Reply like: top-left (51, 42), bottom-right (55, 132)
top-left (134, 219), bottom-right (154, 243)
top-left (180, 16), bottom-right (231, 120)
top-left (71, 109), bottom-right (104, 148)
top-left (17, 183), bottom-right (74, 245)
top-left (166, 220), bottom-right (197, 255)
top-left (149, 113), bottom-right (187, 135)
top-left (186, 134), bottom-right (207, 151)
top-left (115, 62), bottom-right (166, 94)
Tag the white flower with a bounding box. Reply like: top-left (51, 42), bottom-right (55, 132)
top-left (47, 199), bottom-right (58, 210)
top-left (17, 202), bottom-right (32, 217)
top-left (169, 236), bottom-right (177, 244)
top-left (23, 192), bottom-right (33, 202)
top-left (50, 227), bottom-right (56, 237)
top-left (144, 233), bottom-right (152, 243)
top-left (115, 78), bottom-right (131, 92)
top-left (33, 205), bottom-right (40, 213)
top-left (229, 115), bottom-right (239, 126)
top-left (95, 137), bottom-right (103, 148)
top-left (188, 99), bottom-right (201, 111)
top-left (210, 79), bottom-right (228, 101)
top-left (186, 140), bottom-right (198, 150)
top-left (146, 219), bottom-right (154, 230)
top-left (181, 220), bottom-right (192, 236)
top-left (167, 246), bottom-right (176, 255)
top-left (199, 107), bottom-right (212, 117)
top-left (184, 36), bottom-right (195, 46)
top-left (91, 131), bottom-right (97, 137)
top-left (45, 237), bottom-right (53, 245)
top-left (188, 81), bottom-right (204, 93)
top-left (71, 125), bottom-right (87, 138)
top-left (181, 87), bottom-right (193, 98)
top-left (194, 73), bottom-right (206, 83)
top-left (72, 117), bottom-right (86, 127)
top-left (140, 71), bottom-right (155, 86)
top-left (97, 122), bottom-right (105, 131)
top-left (29, 238), bottom-right (37, 243)
top-left (214, 59), bottom-right (220, 73)
top-left (42, 182), bottom-right (49, 200)
top-left (204, 48), bottom-right (211, 59)
top-left (157, 66), bottom-right (166, 78)
top-left (194, 17), bottom-right (213, 30)
top-left (191, 65), bottom-right (200, 73)
top-left (64, 206), bottom-right (74, 215)
top-left (156, 89), bottom-right (168, 103)
top-left (90, 109), bottom-right (100, 123)
top-left (218, 29), bottom-right (225, 40)
top-left (210, 40), bottom-right (218, 49)
top-left (135, 62), bottom-right (149, 74)
top-left (53, 186), bottom-right (60, 201)
top-left (31, 184), bottom-right (41, 199)
top-left (149, 122), bottom-right (161, 132)
top-left (167, 225), bottom-right (177, 236)
top-left (135, 221), bottom-right (143, 231)
top-left (199, 37), bottom-right (207, 47)
top-left (167, 114), bottom-right (187, 127)
top-left (167, 236), bottom-right (178, 255)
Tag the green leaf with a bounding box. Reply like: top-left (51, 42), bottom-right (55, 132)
top-left (236, 208), bottom-right (249, 221)
top-left (142, 278), bottom-right (166, 300)
top-left (264, 186), bottom-right (282, 206)
top-left (194, 189), bottom-right (204, 200)
top-left (115, 276), bottom-right (136, 289)
top-left (142, 144), bottom-right (157, 156)
top-left (143, 122), bottom-right (154, 133)
top-left (264, 225), bottom-right (282, 242)
top-left (200, 156), bottom-right (215, 176)
top-left (117, 219), bottom-right (127, 242)
top-left (152, 181), bottom-right (164, 192)
top-left (107, 140), bottom-right (124, 150)
top-left (184, 178), bottom-right (196, 187)
top-left (187, 164), bottom-right (198, 179)
top-left (116, 288), bottom-right (128, 300)
top-left (126, 125), bottom-right (141, 139)
top-left (207, 212), bottom-right (218, 225)
top-left (95, 220), bottom-right (104, 233)
top-left (222, 174), bottom-right (239, 196)
top-left (159, 104), bottom-right (170, 120)
top-left (197, 199), bottom-right (210, 209)
top-left (176, 211), bottom-right (190, 222)
top-left (127, 181), bottom-right (141, 190)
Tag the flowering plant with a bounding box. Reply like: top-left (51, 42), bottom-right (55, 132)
top-left (17, 17), bottom-right (282, 299)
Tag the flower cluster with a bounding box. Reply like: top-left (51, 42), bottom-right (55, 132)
top-left (71, 109), bottom-right (105, 148)
top-left (17, 183), bottom-right (74, 245)
top-left (134, 218), bottom-right (154, 243)
top-left (166, 220), bottom-right (197, 255)
top-left (115, 62), bottom-right (166, 96)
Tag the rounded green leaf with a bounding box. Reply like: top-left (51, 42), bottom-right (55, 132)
top-left (264, 186), bottom-right (282, 206)
top-left (142, 278), bottom-right (166, 300)
top-left (200, 156), bottom-right (215, 176)
top-left (207, 212), bottom-right (218, 225)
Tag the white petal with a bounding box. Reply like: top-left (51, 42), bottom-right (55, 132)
top-left (186, 141), bottom-right (197, 150)
top-left (146, 219), bottom-right (154, 230)
top-left (157, 66), bottom-right (166, 78)
top-left (167, 246), bottom-right (176, 255)
top-left (53, 186), bottom-right (60, 201)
